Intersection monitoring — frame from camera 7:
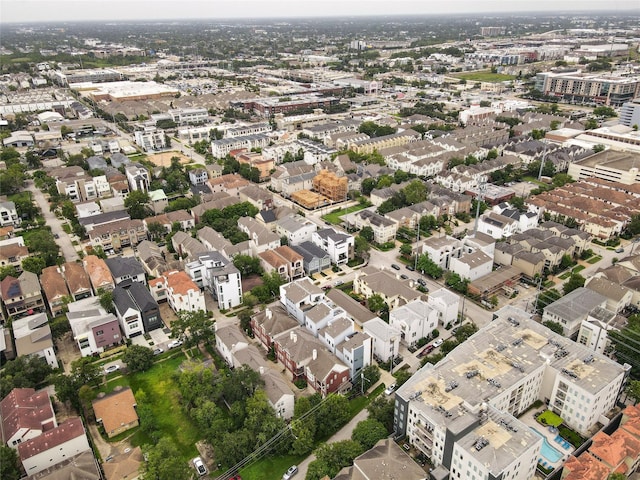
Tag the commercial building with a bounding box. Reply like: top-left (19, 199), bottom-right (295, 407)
top-left (534, 70), bottom-right (640, 106)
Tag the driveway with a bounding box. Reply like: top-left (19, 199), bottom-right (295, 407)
top-left (25, 178), bottom-right (79, 262)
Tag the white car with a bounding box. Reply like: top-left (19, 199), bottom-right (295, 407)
top-left (283, 465), bottom-right (298, 480)
top-left (193, 457), bottom-right (207, 476)
top-left (432, 338), bottom-right (444, 348)
top-left (384, 383), bottom-right (396, 395)
top-left (167, 340), bottom-right (183, 349)
top-left (104, 364), bottom-right (120, 374)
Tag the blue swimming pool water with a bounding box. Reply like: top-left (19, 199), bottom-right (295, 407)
top-left (530, 427), bottom-right (563, 463)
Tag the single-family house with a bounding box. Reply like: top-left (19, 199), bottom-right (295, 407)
top-left (449, 250), bottom-right (493, 282)
top-left (39, 266), bottom-right (70, 317)
top-left (92, 388), bottom-right (138, 438)
top-left (215, 324), bottom-right (249, 368)
top-left (184, 251), bottom-right (243, 309)
top-left (62, 262), bottom-right (92, 301)
top-left (279, 278), bottom-right (325, 324)
top-left (363, 317), bottom-right (401, 363)
top-left (237, 217), bottom-right (281, 255)
top-left (83, 255), bottom-right (115, 294)
top-left (149, 270), bottom-right (205, 313)
top-left (427, 288), bottom-right (460, 326)
top-left (311, 228), bottom-right (355, 265)
top-left (291, 241), bottom-right (331, 275)
top-left (105, 257), bottom-right (146, 286)
top-left (354, 267), bottom-right (422, 310)
top-left (275, 215), bottom-right (317, 246)
top-left (0, 387), bottom-right (56, 448)
top-left (0, 271), bottom-right (44, 320)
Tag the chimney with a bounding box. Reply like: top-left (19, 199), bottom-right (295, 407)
top-left (313, 349), bottom-right (317, 360)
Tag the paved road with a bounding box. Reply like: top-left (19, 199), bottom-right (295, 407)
top-left (25, 178), bottom-right (79, 262)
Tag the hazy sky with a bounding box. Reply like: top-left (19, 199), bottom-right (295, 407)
top-left (1, 0), bottom-right (638, 23)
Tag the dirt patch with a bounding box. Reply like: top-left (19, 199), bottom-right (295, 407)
top-left (146, 151), bottom-right (191, 167)
top-left (241, 274), bottom-right (263, 292)
top-left (159, 301), bottom-right (179, 329)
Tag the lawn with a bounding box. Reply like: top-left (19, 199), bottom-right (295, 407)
top-left (587, 255), bottom-right (602, 264)
top-left (537, 410), bottom-right (563, 427)
top-left (322, 204), bottom-right (368, 225)
top-left (101, 354), bottom-right (200, 460)
top-left (572, 265), bottom-right (585, 274)
top-left (454, 71), bottom-right (516, 82)
top-left (240, 454), bottom-right (303, 480)
top-left (557, 272), bottom-right (571, 280)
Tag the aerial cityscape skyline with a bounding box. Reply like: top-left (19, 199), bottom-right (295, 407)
top-left (1, 0), bottom-right (639, 23)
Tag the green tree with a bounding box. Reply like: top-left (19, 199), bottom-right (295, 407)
top-left (454, 323), bottom-right (478, 343)
top-left (563, 272), bottom-right (585, 295)
top-left (625, 380), bottom-right (640, 404)
top-left (290, 419), bottom-right (315, 456)
top-left (593, 106), bottom-right (616, 118)
top-left (315, 394), bottom-right (351, 439)
top-left (361, 178), bottom-right (377, 196)
top-left (367, 294), bottom-right (386, 314)
top-left (543, 320), bottom-right (565, 335)
top-left (24, 229), bottom-right (60, 266)
top-left (354, 235), bottom-right (371, 260)
top-left (585, 118), bottom-right (598, 130)
top-left (403, 180), bottom-right (428, 205)
top-left (351, 419), bottom-right (388, 450)
top-left (141, 438), bottom-right (191, 480)
top-left (171, 310), bottom-right (215, 347)
top-left (593, 144), bottom-right (606, 153)
top-left (307, 440), bottom-right (364, 480)
top-left (0, 355), bottom-right (54, 398)
top-left (0, 445), bottom-right (21, 480)
top-left (0, 265), bottom-right (17, 281)
top-left (367, 396), bottom-right (396, 433)
top-left (393, 369), bottom-right (412, 387)
top-left (98, 289), bottom-right (115, 314)
top-left (399, 243), bottom-right (413, 257)
top-left (124, 190), bottom-right (152, 219)
top-left (122, 345), bottom-right (154, 373)
top-left (608, 474), bottom-right (626, 480)
top-left (146, 221), bottom-right (166, 241)
top-left (21, 256), bottom-right (46, 275)
top-left (359, 226), bottom-right (374, 243)
top-left (359, 364), bottom-right (380, 393)
top-left (233, 254), bottom-right (263, 276)
top-left (416, 254), bottom-right (443, 279)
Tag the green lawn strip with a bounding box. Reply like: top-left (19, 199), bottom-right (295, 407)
top-left (240, 454), bottom-right (303, 480)
top-left (100, 354), bottom-right (200, 460)
top-left (537, 410), bottom-right (563, 427)
top-left (453, 71), bottom-right (515, 82)
top-left (321, 204), bottom-right (367, 224)
top-left (572, 265), bottom-right (585, 273)
top-left (587, 256), bottom-right (602, 264)
top-left (557, 272), bottom-right (571, 280)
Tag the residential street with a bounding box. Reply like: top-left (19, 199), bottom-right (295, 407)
top-left (25, 178), bottom-right (79, 263)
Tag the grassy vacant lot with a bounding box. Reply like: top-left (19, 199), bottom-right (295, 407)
top-left (454, 71), bottom-right (516, 82)
top-left (101, 354), bottom-right (200, 460)
top-left (322, 204), bottom-right (367, 225)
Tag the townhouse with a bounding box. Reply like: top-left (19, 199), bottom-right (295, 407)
top-left (39, 266), bottom-right (70, 317)
top-left (83, 255), bottom-right (115, 293)
top-left (67, 297), bottom-right (122, 357)
top-left (275, 215), bottom-right (318, 247)
top-left (343, 208), bottom-right (397, 244)
top-left (0, 200), bottom-right (20, 227)
top-left (112, 282), bottom-right (162, 338)
top-left (185, 251), bottom-right (243, 309)
top-left (143, 209), bottom-right (195, 234)
top-left (354, 266), bottom-right (422, 310)
top-left (12, 313), bottom-right (59, 368)
top-left (0, 271), bottom-right (44, 320)
top-left (389, 299), bottom-right (439, 347)
top-left (105, 256), bottom-right (147, 286)
top-left (258, 246), bottom-right (304, 282)
top-left (149, 270), bottom-right (206, 313)
top-left (88, 218), bottom-right (147, 252)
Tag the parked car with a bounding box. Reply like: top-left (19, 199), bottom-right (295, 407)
top-left (334, 279), bottom-right (344, 286)
top-left (400, 274), bottom-right (409, 280)
top-left (53, 233), bottom-right (60, 239)
top-left (391, 264), bottom-right (401, 270)
top-left (283, 465), bottom-right (298, 480)
top-left (417, 278), bottom-right (427, 287)
top-left (193, 457), bottom-right (207, 476)
top-left (406, 264), bottom-right (415, 271)
top-left (167, 340), bottom-right (183, 349)
top-left (104, 364), bottom-right (120, 374)
top-left (433, 338), bottom-right (443, 348)
top-left (153, 347), bottom-right (163, 356)
top-left (384, 383), bottom-right (397, 395)
top-left (417, 344), bottom-right (435, 358)
top-left (615, 247), bottom-right (624, 253)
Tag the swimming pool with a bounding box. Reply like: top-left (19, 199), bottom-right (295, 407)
top-left (530, 427), bottom-right (563, 463)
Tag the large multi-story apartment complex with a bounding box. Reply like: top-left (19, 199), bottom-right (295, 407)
top-left (535, 70), bottom-right (640, 106)
top-left (395, 307), bottom-right (630, 479)
top-left (619, 98), bottom-right (640, 128)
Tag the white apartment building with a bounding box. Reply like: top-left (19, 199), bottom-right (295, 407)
top-left (150, 270), bottom-right (206, 313)
top-left (577, 307), bottom-right (625, 355)
top-left (363, 317), bottom-right (401, 363)
top-left (389, 299), bottom-right (439, 346)
top-left (134, 125), bottom-right (167, 151)
top-left (311, 227), bottom-right (355, 265)
top-left (185, 252), bottom-right (243, 310)
top-left (395, 307), bottom-right (629, 480)
top-left (0, 201), bottom-right (20, 227)
top-left (125, 164), bottom-right (150, 192)
top-left (427, 288), bottom-right (460, 326)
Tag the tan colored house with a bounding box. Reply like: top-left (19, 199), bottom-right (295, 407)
top-left (40, 266), bottom-right (70, 317)
top-left (92, 388), bottom-right (138, 438)
top-left (83, 255), bottom-right (115, 293)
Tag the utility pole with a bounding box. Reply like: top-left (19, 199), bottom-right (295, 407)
top-left (361, 372), bottom-right (368, 396)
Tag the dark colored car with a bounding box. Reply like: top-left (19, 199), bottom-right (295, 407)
top-left (417, 344), bottom-right (435, 358)
top-left (391, 264), bottom-right (401, 270)
top-left (406, 264), bottom-right (415, 271)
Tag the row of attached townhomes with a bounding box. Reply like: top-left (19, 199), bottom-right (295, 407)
top-left (0, 388), bottom-right (95, 477)
top-left (395, 306), bottom-right (630, 480)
